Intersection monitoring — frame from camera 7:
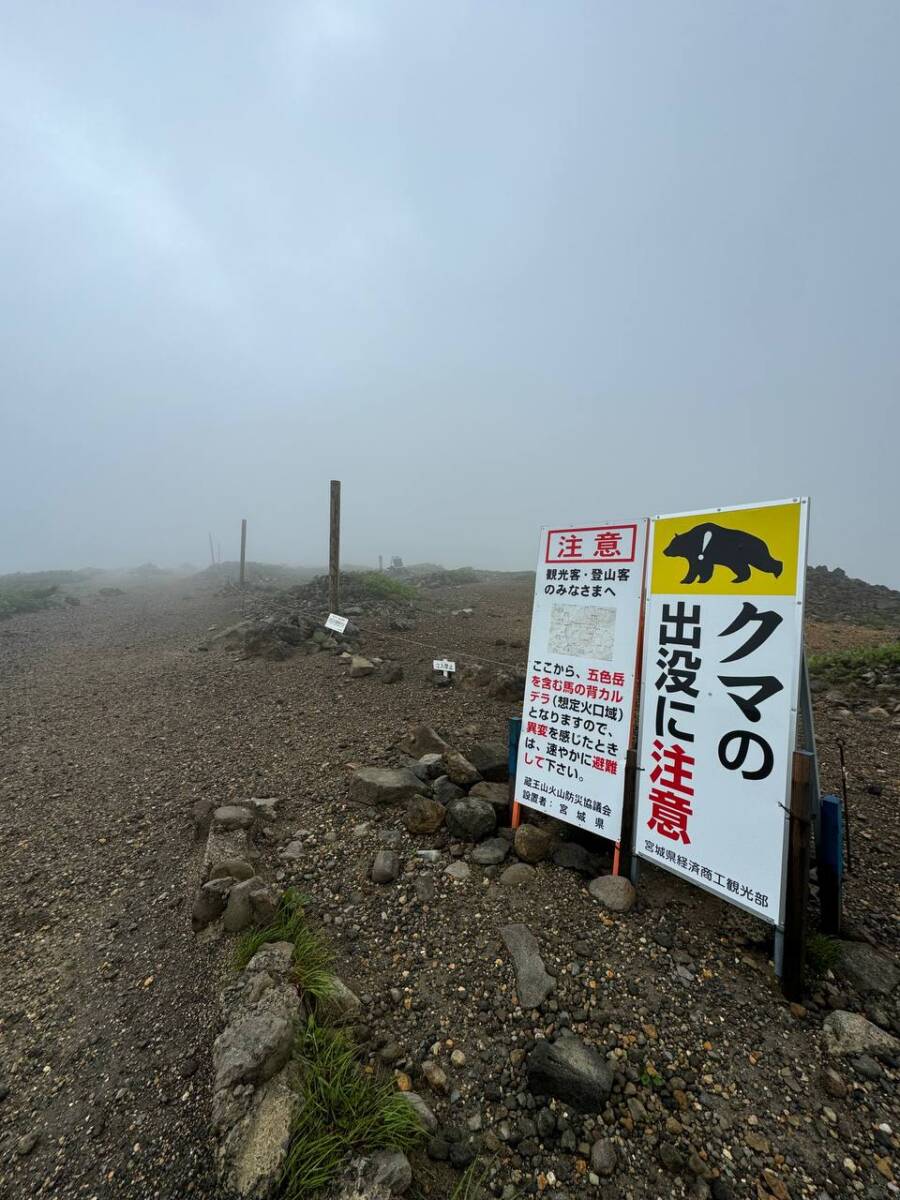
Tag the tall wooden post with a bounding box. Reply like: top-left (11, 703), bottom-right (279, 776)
top-left (208, 532), bottom-right (216, 567)
top-left (378, 554), bottom-right (383, 573)
top-left (239, 519), bottom-right (247, 586)
top-left (782, 751), bottom-right (812, 1001)
top-left (329, 480), bottom-right (341, 614)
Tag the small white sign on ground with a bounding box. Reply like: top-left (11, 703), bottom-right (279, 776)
top-left (634, 498), bottom-right (808, 925)
top-left (515, 522), bottom-right (648, 840)
top-left (433, 659), bottom-right (456, 675)
top-left (325, 613), bottom-right (349, 634)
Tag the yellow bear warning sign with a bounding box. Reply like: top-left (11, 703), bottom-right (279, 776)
top-left (651, 500), bottom-right (803, 596)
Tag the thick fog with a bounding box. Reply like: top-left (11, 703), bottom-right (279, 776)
top-left (1, 2), bottom-right (898, 585)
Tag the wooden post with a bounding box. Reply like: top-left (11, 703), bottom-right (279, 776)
top-left (378, 554), bottom-right (383, 573)
top-left (329, 480), bottom-right (341, 614)
top-left (208, 532), bottom-right (216, 567)
top-left (782, 751), bottom-right (812, 1001)
top-left (613, 750), bottom-right (638, 877)
top-left (239, 519), bottom-right (247, 586)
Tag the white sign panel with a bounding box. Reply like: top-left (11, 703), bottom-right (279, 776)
top-left (515, 521), bottom-right (648, 839)
top-left (433, 659), bottom-right (456, 674)
top-left (325, 612), bottom-right (349, 634)
top-left (635, 498), bottom-right (808, 925)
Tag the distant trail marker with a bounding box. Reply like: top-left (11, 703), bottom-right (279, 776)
top-left (433, 659), bottom-right (456, 680)
top-left (514, 521), bottom-right (648, 844)
top-left (329, 480), bottom-right (341, 615)
top-left (239, 518), bottom-right (247, 586)
top-left (208, 532), bottom-right (216, 568)
top-left (325, 612), bottom-right (349, 634)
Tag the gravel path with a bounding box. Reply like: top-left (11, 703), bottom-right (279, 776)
top-left (0, 585), bottom-right (241, 1199)
top-left (0, 580), bottom-right (897, 1200)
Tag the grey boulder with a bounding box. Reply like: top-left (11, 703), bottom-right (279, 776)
top-left (589, 874), bottom-right (636, 913)
top-left (501, 923), bottom-right (555, 1009)
top-left (526, 1032), bottom-right (614, 1110)
top-left (350, 767), bottom-right (426, 806)
top-left (446, 797), bottom-right (496, 842)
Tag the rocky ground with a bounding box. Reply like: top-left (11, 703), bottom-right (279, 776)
top-left (0, 577), bottom-right (897, 1200)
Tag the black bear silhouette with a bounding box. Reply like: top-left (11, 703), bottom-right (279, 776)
top-left (662, 522), bottom-right (783, 585)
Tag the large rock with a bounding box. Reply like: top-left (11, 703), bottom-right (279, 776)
top-left (350, 767), bottom-right (426, 806)
top-left (213, 1012), bottom-right (296, 1090)
top-left (552, 842), bottom-right (604, 877)
top-left (218, 1067), bottom-right (299, 1198)
top-left (514, 823), bottom-right (553, 864)
top-left (490, 670), bottom-right (527, 702)
top-left (471, 838), bottom-right (510, 866)
top-left (223, 877), bottom-right (267, 934)
top-left (499, 863), bottom-right (536, 887)
top-left (319, 978), bottom-right (362, 1024)
top-left (440, 751), bottom-right (482, 787)
top-left (433, 776), bottom-right (465, 806)
top-left (192, 877), bottom-right (234, 931)
top-left (526, 1032), bottom-right (614, 1110)
top-left (590, 1137), bottom-right (617, 1177)
top-left (468, 781), bottom-right (509, 815)
top-left (213, 805), bottom-right (256, 832)
top-left (404, 796), bottom-right (446, 835)
top-left (400, 1092), bottom-right (437, 1133)
top-left (372, 850), bottom-right (401, 884)
top-left (589, 874), bottom-right (636, 913)
top-left (837, 942), bottom-right (899, 996)
top-left (465, 741), bottom-right (508, 782)
top-left (333, 1152), bottom-right (412, 1199)
top-left (446, 797), bottom-right (496, 842)
top-left (822, 1011), bottom-right (900, 1057)
top-left (213, 619), bottom-right (296, 661)
top-left (349, 656), bottom-right (375, 678)
top-left (501, 923), bottom-right (555, 1008)
top-left (398, 725), bottom-right (450, 757)
top-left (203, 826), bottom-right (254, 882)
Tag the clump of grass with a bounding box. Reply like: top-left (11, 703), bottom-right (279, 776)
top-left (350, 571), bottom-right (417, 601)
top-left (278, 1016), bottom-right (426, 1197)
top-left (449, 1157), bottom-right (497, 1200)
top-left (808, 641), bottom-right (900, 683)
top-left (0, 584), bottom-right (60, 619)
top-left (805, 931), bottom-right (842, 981)
top-left (233, 889), bottom-right (334, 1003)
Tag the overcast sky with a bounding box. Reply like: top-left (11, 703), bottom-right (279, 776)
top-left (1, 1), bottom-right (898, 585)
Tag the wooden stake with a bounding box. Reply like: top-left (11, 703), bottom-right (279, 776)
top-left (208, 532), bottom-right (216, 567)
top-left (239, 518), bottom-right (247, 586)
top-left (782, 751), bottom-right (812, 1002)
top-left (329, 480), bottom-right (341, 614)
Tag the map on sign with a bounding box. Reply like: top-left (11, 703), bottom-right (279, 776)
top-left (548, 603), bottom-right (616, 660)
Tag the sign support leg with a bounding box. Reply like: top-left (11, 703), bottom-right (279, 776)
top-left (613, 750), bottom-right (637, 877)
top-left (781, 750), bottom-right (812, 1000)
top-left (507, 717), bottom-right (522, 829)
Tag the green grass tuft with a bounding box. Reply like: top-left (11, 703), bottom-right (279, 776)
top-left (233, 889), bottom-right (334, 1001)
top-left (805, 931), bottom-right (843, 981)
top-left (449, 1157), bottom-right (498, 1200)
top-left (808, 641), bottom-right (900, 682)
top-left (351, 571), bottom-right (417, 601)
top-left (0, 584), bottom-right (60, 619)
top-left (279, 1017), bottom-right (426, 1197)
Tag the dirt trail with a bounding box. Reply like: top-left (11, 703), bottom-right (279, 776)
top-left (0, 585), bottom-right (242, 1199)
top-left (1, 580), bottom-right (897, 1200)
